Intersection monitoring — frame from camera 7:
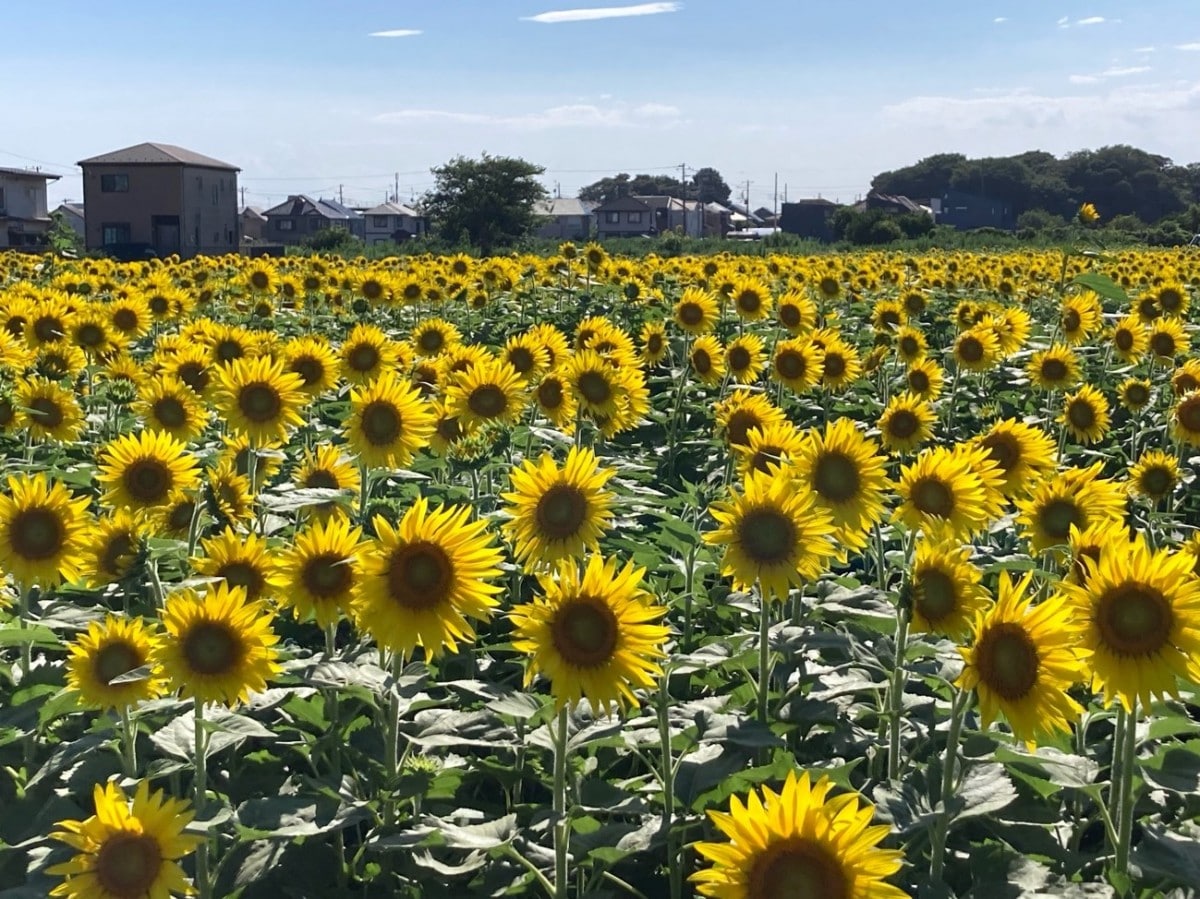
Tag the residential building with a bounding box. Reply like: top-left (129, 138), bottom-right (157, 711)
top-left (261, 194), bottom-right (365, 244)
top-left (53, 202), bottom-right (86, 239)
top-left (703, 202), bottom-right (733, 238)
top-left (240, 206), bottom-right (267, 243)
top-left (637, 196), bottom-right (705, 238)
top-left (0, 167), bottom-right (60, 249)
top-left (534, 197), bottom-right (594, 240)
top-left (77, 142), bottom-right (240, 258)
top-left (593, 195), bottom-right (654, 240)
top-left (859, 191), bottom-right (929, 216)
top-left (361, 201), bottom-right (427, 245)
top-left (780, 199), bottom-right (840, 242)
top-left (932, 189), bottom-right (1015, 231)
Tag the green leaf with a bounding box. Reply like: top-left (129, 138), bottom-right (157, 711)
top-left (0, 625), bottom-right (62, 649)
top-left (1070, 272), bottom-right (1127, 304)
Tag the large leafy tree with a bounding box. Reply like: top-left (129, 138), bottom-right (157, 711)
top-left (691, 167), bottom-right (732, 205)
top-left (424, 154), bottom-right (548, 252)
top-left (579, 173), bottom-right (686, 203)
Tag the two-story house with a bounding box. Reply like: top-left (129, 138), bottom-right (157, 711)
top-left (77, 142), bottom-right (240, 259)
top-left (361, 201), bottom-right (427, 245)
top-left (0, 167), bottom-right (61, 249)
top-left (261, 195), bottom-right (366, 244)
top-left (534, 197), bottom-right (595, 241)
top-left (593, 195), bottom-right (654, 240)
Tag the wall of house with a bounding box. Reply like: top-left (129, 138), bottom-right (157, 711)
top-left (596, 209), bottom-right (652, 239)
top-left (535, 215), bottom-right (593, 240)
top-left (181, 166), bottom-right (239, 256)
top-left (82, 164), bottom-right (182, 252)
top-left (0, 176), bottom-right (50, 219)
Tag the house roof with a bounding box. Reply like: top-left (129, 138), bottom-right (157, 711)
top-left (0, 166), bottom-right (61, 181)
top-left (55, 202), bottom-right (85, 218)
top-left (261, 195), bottom-right (362, 220)
top-left (363, 201), bottom-right (422, 217)
top-left (534, 197), bottom-right (594, 217)
top-left (786, 198), bottom-right (838, 207)
top-left (240, 206), bottom-right (267, 221)
top-left (77, 142), bottom-right (239, 171)
top-left (593, 195), bottom-right (652, 212)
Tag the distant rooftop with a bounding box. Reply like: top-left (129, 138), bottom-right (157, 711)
top-left (77, 142), bottom-right (239, 171)
top-left (363, 201), bottom-right (422, 217)
top-left (0, 166), bottom-right (61, 181)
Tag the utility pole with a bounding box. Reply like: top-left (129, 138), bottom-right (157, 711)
top-left (239, 186), bottom-right (246, 208)
top-left (394, 172), bottom-right (400, 203)
top-left (773, 172), bottom-right (778, 226)
top-left (338, 184), bottom-right (344, 205)
top-left (744, 180), bottom-right (751, 214)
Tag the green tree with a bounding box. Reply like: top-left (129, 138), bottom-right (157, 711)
top-left (579, 172), bottom-right (686, 203)
top-left (45, 211), bottom-right (83, 257)
top-left (424, 154), bottom-right (547, 253)
top-left (691, 167), bottom-right (732, 204)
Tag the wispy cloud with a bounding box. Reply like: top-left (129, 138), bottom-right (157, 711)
top-left (1101, 65), bottom-right (1150, 77)
top-left (1177, 42), bottom-right (1200, 51)
top-left (523, 2), bottom-right (681, 24)
top-left (1077, 16), bottom-right (1106, 25)
top-left (369, 29), bottom-right (422, 38)
top-left (993, 16), bottom-right (1008, 24)
top-left (1057, 15), bottom-right (1070, 28)
top-left (1069, 74), bottom-right (1100, 84)
top-left (1134, 46), bottom-right (1156, 53)
top-left (373, 101), bottom-right (684, 130)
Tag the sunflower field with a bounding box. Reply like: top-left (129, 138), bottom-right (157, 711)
top-left (1, 243), bottom-right (1200, 898)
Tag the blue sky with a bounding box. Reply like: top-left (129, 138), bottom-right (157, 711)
top-left (7, 1), bottom-right (1200, 211)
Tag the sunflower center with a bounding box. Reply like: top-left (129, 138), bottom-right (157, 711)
top-left (818, 276), bottom-right (839, 297)
top-left (1151, 333), bottom-right (1176, 358)
top-left (386, 542), bottom-right (452, 610)
top-left (911, 477), bottom-right (954, 518)
top-left (750, 445), bottom-right (787, 474)
top-left (1066, 399), bottom-right (1095, 430)
top-left (1062, 309), bottom-right (1081, 332)
top-left (535, 485), bottom-right (588, 540)
top-left (914, 569), bottom-right (958, 625)
top-left (748, 837), bottom-right (849, 899)
top-left (737, 508), bottom-right (796, 566)
top-left (112, 308), bottom-right (139, 332)
top-left (95, 831), bottom-right (164, 899)
top-left (28, 397), bottom-right (65, 429)
top-left (823, 353), bottom-right (846, 379)
top-left (1097, 584), bottom-right (1173, 657)
top-left (813, 452), bottom-right (860, 504)
top-left (779, 304), bottom-right (802, 328)
top-left (981, 434), bottom-right (1019, 474)
top-left (737, 291), bottom-right (762, 313)
top-left (362, 280), bottom-right (385, 301)
top-left (775, 349), bottom-right (806, 381)
top-left (418, 330), bottom-right (445, 354)
top-left (218, 562), bottom-right (266, 601)
top-left (183, 621), bottom-right (244, 676)
top-left (1039, 498), bottom-right (1082, 541)
top-left (239, 383), bottom-right (282, 423)
top-left (291, 357), bottom-right (325, 387)
top-left (305, 470), bottom-right (339, 490)
top-left (1124, 383), bottom-right (1149, 406)
top-left (33, 316), bottom-right (64, 343)
top-left (550, 598), bottom-right (618, 668)
top-left (303, 553), bottom-right (353, 599)
top-left (728, 346), bottom-right (752, 371)
top-left (577, 371), bottom-right (612, 406)
top-left (177, 361), bottom-right (209, 393)
top-left (646, 333), bottom-right (664, 354)
top-left (886, 410), bottom-right (919, 440)
top-left (691, 349), bottom-right (713, 375)
top-left (77, 323), bottom-right (105, 348)
top-left (167, 499), bottom-right (195, 534)
top-left (899, 335), bottom-right (920, 357)
top-left (468, 385), bottom-right (508, 419)
top-left (724, 410), bottom-right (763, 448)
top-left (1178, 397), bottom-right (1200, 434)
top-left (538, 379), bottom-right (565, 410)
top-left (123, 459), bottom-right (173, 505)
top-left (101, 533), bottom-right (136, 577)
top-left (1115, 329), bottom-right (1134, 351)
top-left (975, 622), bottom-right (1040, 700)
top-left (250, 270), bottom-right (270, 290)
top-left (93, 640), bottom-right (142, 686)
top-left (1140, 466), bottom-right (1174, 497)
top-left (1040, 359), bottom-right (1067, 382)
top-left (215, 339), bottom-right (245, 363)
top-left (908, 369), bottom-right (930, 393)
top-left (958, 336), bottom-right (984, 363)
top-left (348, 343), bottom-right (380, 373)
top-left (508, 347), bottom-right (535, 373)
top-left (678, 303), bottom-right (703, 326)
top-left (153, 396), bottom-right (187, 429)
top-left (361, 400), bottom-right (403, 445)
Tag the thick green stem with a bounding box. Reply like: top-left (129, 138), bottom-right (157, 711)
top-left (384, 656), bottom-right (401, 828)
top-left (657, 676), bottom-right (681, 899)
top-left (17, 582), bottom-right (31, 681)
top-left (757, 592), bottom-right (773, 726)
top-left (119, 704), bottom-right (137, 777)
top-left (886, 605), bottom-right (911, 782)
top-left (194, 699), bottom-right (211, 899)
top-left (1114, 702), bottom-right (1139, 878)
top-left (358, 461), bottom-right (371, 524)
top-left (930, 687), bottom-right (972, 881)
top-left (553, 706), bottom-right (571, 899)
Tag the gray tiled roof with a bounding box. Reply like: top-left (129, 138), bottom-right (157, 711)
top-left (77, 142), bottom-right (239, 171)
top-left (0, 166), bottom-right (61, 180)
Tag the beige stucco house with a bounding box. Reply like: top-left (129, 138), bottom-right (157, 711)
top-left (0, 166), bottom-right (60, 249)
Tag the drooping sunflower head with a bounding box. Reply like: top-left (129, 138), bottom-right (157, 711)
top-left (510, 554), bottom-right (669, 715)
top-left (65, 614), bottom-right (165, 711)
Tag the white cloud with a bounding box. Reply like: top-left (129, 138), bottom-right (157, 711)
top-left (1057, 15), bottom-right (1070, 28)
top-left (373, 100), bottom-right (683, 130)
top-left (1177, 42), bottom-right (1200, 51)
top-left (523, 2), bottom-right (681, 24)
top-left (1077, 16), bottom-right (1106, 25)
top-left (1069, 74), bottom-right (1101, 84)
top-left (632, 102), bottom-right (681, 118)
top-left (993, 16), bottom-right (1007, 24)
top-left (368, 29), bottom-right (422, 38)
top-left (1101, 65), bottom-right (1151, 77)
top-left (1134, 46), bottom-right (1156, 53)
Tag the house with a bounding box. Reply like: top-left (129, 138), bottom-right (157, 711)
top-left (593, 195), bottom-right (654, 240)
top-left (0, 167), bottom-right (61, 250)
top-left (703, 202), bottom-right (733, 238)
top-left (361, 201), bottom-right (427, 245)
top-left (77, 142), bottom-right (240, 258)
top-left (240, 206), bottom-right (267, 243)
top-left (932, 189), bottom-right (1015, 231)
top-left (53, 202), bottom-right (86, 239)
top-left (261, 195), bottom-right (365, 244)
top-left (754, 206), bottom-right (780, 228)
top-left (860, 191), bottom-right (929, 216)
top-left (534, 197), bottom-right (595, 240)
top-left (636, 196), bottom-right (705, 238)
top-left (780, 199), bottom-right (840, 242)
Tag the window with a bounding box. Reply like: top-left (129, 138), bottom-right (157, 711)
top-left (604, 211), bottom-right (620, 224)
top-left (627, 211), bottom-right (643, 224)
top-left (101, 223), bottom-right (131, 245)
top-left (373, 215), bottom-right (389, 227)
top-left (100, 174), bottom-right (129, 193)
top-left (212, 185), bottom-right (219, 205)
top-left (277, 219), bottom-right (295, 231)
top-left (0, 187), bottom-right (5, 211)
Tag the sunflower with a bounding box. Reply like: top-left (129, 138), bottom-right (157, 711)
top-left (97, 430), bottom-right (200, 513)
top-left (339, 323), bottom-right (401, 385)
top-left (1060, 292), bottom-right (1102, 345)
top-left (1027, 344), bottom-right (1080, 391)
top-left (205, 461), bottom-right (255, 528)
top-left (1078, 202), bottom-right (1100, 224)
top-left (218, 432), bottom-right (283, 491)
top-left (48, 779), bottom-right (200, 899)
top-left (501, 447), bottom-right (615, 567)
top-left (132, 375), bottom-right (207, 443)
top-left (894, 325), bottom-right (927, 364)
top-left (819, 338), bottom-right (861, 392)
top-left (533, 371), bottom-right (578, 432)
top-left (871, 298), bottom-right (906, 334)
top-left (715, 392), bottom-right (787, 448)
top-left (282, 336), bottom-right (340, 397)
top-left (563, 349), bottom-right (634, 419)
top-left (0, 474), bottom-right (89, 588)
top-left (724, 334), bottom-right (766, 385)
top-left (957, 572), bottom-right (1085, 747)
top-left (68, 308), bottom-right (120, 357)
top-left (1110, 315), bottom-right (1148, 363)
top-left (213, 355), bottom-right (306, 446)
top-left (294, 444), bottom-right (360, 520)
top-left (735, 420), bottom-right (808, 476)
top-left (158, 344), bottom-right (214, 399)
top-left (905, 357), bottom-right (944, 402)
top-left (691, 770), bottom-right (906, 899)
top-left (877, 392), bottom-right (935, 454)
top-left (673, 287), bottom-right (720, 335)
top-left (192, 527), bottom-right (284, 604)
top-left (107, 294), bottom-right (152, 340)
top-left (1060, 384), bottom-right (1111, 445)
top-left (1067, 520), bottom-right (1133, 587)
top-left (638, 321), bottom-right (669, 367)
top-left (895, 445), bottom-right (1002, 541)
top-left (411, 318), bottom-right (462, 358)
top-left (203, 322), bottom-right (258, 367)
top-left (776, 290), bottom-right (816, 334)
top-left (793, 418), bottom-right (891, 558)
top-left (279, 516), bottom-right (363, 630)
top-left (446, 357), bottom-right (529, 430)
top-left (1173, 391), bottom-right (1200, 445)
top-left (345, 372), bottom-right (435, 469)
top-left (355, 498), bottom-right (504, 659)
top-left (65, 614), bottom-right (164, 711)
top-left (154, 582), bottom-right (280, 706)
top-left (1155, 282), bottom-right (1191, 317)
top-left (973, 418), bottom-right (1057, 496)
top-left (510, 554), bottom-right (668, 715)
top-left (1129, 449), bottom-right (1180, 502)
top-left (150, 494), bottom-right (199, 541)
top-left (705, 468), bottom-right (837, 600)
top-left (689, 335), bottom-right (727, 387)
top-left (730, 277), bottom-right (772, 322)
top-left (530, 323), bottom-right (572, 370)
top-left (1148, 317), bottom-right (1189, 362)
top-left (16, 376), bottom-right (84, 443)
top-left (770, 338), bottom-right (824, 394)
top-left (908, 540), bottom-right (988, 639)
top-left (953, 326), bottom-right (1001, 373)
top-left (1015, 462), bottom-right (1127, 554)
top-left (82, 508), bottom-right (146, 588)
top-left (1172, 359), bottom-right (1200, 397)
top-left (1180, 532), bottom-right (1200, 579)
top-left (1118, 377), bottom-right (1153, 412)
top-left (502, 332), bottom-right (551, 381)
